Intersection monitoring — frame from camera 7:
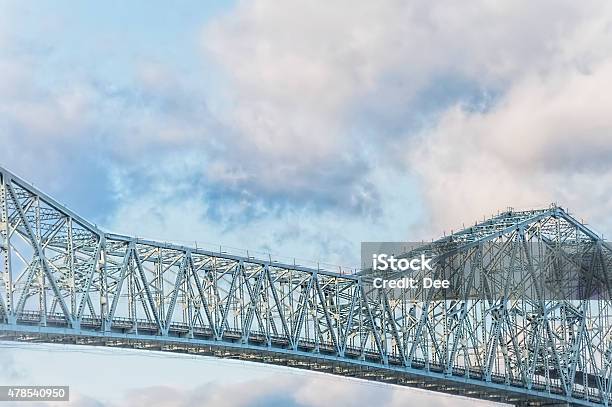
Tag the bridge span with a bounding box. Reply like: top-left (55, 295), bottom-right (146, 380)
top-left (1, 165), bottom-right (611, 406)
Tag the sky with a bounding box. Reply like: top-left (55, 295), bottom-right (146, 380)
top-left (1, 0), bottom-right (612, 405)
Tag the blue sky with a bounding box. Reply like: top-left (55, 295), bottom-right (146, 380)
top-left (2, 0), bottom-right (612, 405)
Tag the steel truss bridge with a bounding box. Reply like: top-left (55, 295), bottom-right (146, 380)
top-left (1, 165), bottom-right (612, 406)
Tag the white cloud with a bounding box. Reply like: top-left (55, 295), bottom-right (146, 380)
top-left (69, 374), bottom-right (504, 407)
top-left (408, 60), bottom-right (612, 236)
top-left (202, 0), bottom-right (612, 157)
top-left (200, 0), bottom-right (612, 237)
top-left (106, 156), bottom-right (422, 268)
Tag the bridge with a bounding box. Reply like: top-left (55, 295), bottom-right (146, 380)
top-left (1, 165), bottom-right (611, 406)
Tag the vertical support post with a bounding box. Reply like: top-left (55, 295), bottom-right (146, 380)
top-left (100, 239), bottom-right (109, 332)
top-left (0, 172), bottom-right (14, 323)
top-left (36, 196), bottom-right (47, 326)
top-left (68, 218), bottom-right (76, 316)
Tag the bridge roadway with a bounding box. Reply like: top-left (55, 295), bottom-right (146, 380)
top-left (0, 311), bottom-right (593, 406)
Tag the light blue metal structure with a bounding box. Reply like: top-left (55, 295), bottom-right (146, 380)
top-left (0, 165), bottom-right (611, 406)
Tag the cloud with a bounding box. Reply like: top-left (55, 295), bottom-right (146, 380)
top-left (202, 0), bottom-right (612, 145)
top-left (199, 0), bottom-right (612, 234)
top-left (106, 154), bottom-right (423, 267)
top-left (60, 374), bottom-right (503, 407)
top-left (408, 59), bottom-right (612, 236)
top-left (0, 18), bottom-right (218, 222)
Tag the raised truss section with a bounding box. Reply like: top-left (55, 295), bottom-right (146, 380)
top-left (0, 166), bottom-right (611, 406)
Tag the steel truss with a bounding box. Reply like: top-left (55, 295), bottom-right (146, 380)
top-left (0, 165), bottom-right (611, 406)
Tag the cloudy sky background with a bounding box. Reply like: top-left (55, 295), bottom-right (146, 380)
top-left (1, 0), bottom-right (612, 405)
